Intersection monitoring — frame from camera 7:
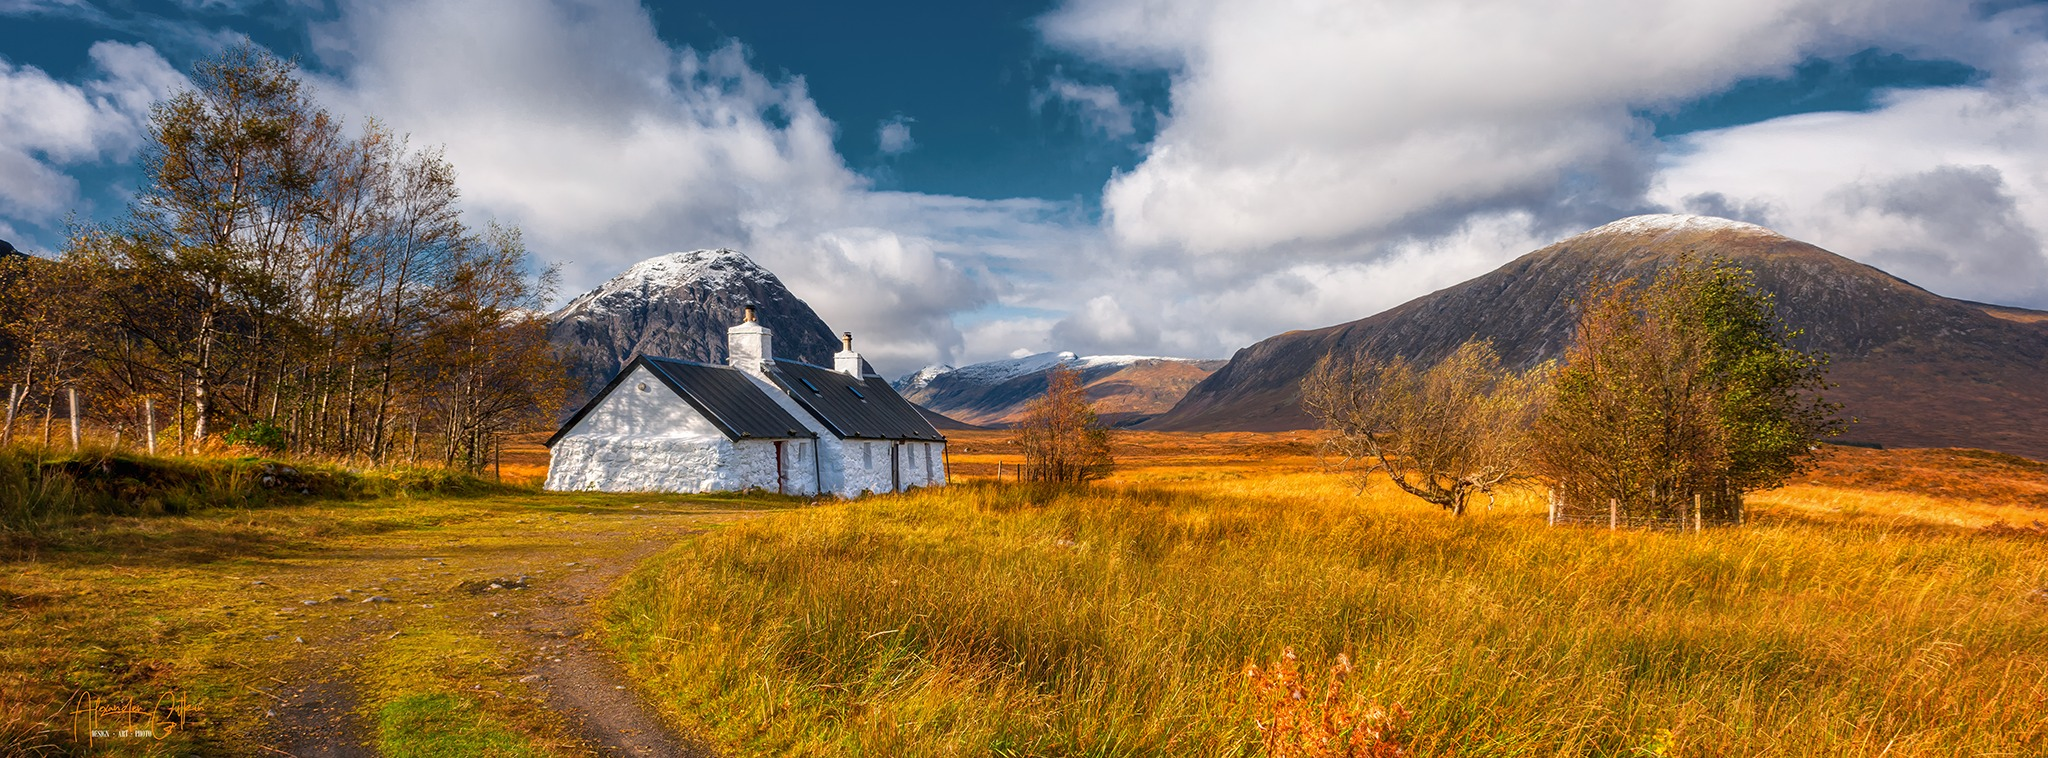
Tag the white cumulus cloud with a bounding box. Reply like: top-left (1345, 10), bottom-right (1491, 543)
top-left (1652, 42), bottom-right (2048, 307)
top-left (1041, 0), bottom-right (1992, 261)
top-left (1037, 77), bottom-right (1136, 138)
top-left (877, 115), bottom-right (915, 155)
top-left (303, 0), bottom-right (1097, 373)
top-left (0, 41), bottom-right (186, 244)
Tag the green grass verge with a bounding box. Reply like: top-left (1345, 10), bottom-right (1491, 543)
top-left (0, 446), bottom-right (520, 532)
top-left (378, 693), bottom-right (543, 758)
top-left (604, 480), bottom-right (2048, 756)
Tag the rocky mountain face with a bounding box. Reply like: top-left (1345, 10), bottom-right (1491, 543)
top-left (1147, 214), bottom-right (2048, 460)
top-left (547, 249), bottom-right (843, 406)
top-left (897, 352), bottom-right (1227, 427)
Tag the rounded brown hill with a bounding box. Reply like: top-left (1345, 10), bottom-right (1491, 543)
top-left (1147, 214), bottom-right (2048, 460)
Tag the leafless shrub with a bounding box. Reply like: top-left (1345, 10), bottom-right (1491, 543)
top-left (1303, 340), bottom-right (1548, 516)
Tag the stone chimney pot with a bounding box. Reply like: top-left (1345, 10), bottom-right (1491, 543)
top-left (834, 331), bottom-right (863, 377)
top-left (727, 305), bottom-right (774, 375)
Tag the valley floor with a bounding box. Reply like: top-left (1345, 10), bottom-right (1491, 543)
top-left (3, 432), bottom-right (2046, 755)
top-left (0, 485), bottom-right (789, 755)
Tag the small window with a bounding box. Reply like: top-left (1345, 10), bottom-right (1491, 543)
top-left (863, 442), bottom-right (873, 469)
top-left (794, 442), bottom-right (805, 462)
top-left (848, 386), bottom-right (866, 400)
top-left (800, 377), bottom-right (821, 393)
top-left (925, 443), bottom-right (934, 473)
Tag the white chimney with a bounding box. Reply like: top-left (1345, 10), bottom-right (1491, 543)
top-left (727, 304), bottom-right (773, 375)
top-left (834, 331), bottom-right (863, 377)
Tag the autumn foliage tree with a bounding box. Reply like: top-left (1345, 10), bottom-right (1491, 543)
top-left (1532, 258), bottom-right (1840, 521)
top-left (1302, 340), bottom-right (1549, 516)
top-left (1013, 364), bottom-right (1114, 483)
top-left (0, 44), bottom-right (570, 468)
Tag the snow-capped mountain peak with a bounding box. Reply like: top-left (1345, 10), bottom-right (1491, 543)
top-left (546, 248), bottom-right (842, 407)
top-left (559, 249), bottom-right (774, 316)
top-left (1576, 213), bottom-right (1777, 241)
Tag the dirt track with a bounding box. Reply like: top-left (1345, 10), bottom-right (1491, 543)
top-left (246, 501), bottom-right (751, 756)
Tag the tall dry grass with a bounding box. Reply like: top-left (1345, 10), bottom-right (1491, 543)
top-left (605, 447), bottom-right (2047, 756)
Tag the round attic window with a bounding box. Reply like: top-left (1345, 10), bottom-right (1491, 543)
top-left (637, 382), bottom-right (650, 392)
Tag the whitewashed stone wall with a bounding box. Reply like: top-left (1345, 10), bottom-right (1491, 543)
top-left (737, 371), bottom-right (838, 495)
top-left (548, 435), bottom-right (737, 493)
top-left (546, 361), bottom-right (951, 498)
top-left (899, 440), bottom-right (946, 488)
top-left (837, 439), bottom-right (895, 496)
top-left (547, 365), bottom-right (788, 494)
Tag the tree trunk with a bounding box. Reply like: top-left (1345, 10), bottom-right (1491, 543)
top-left (193, 303), bottom-right (217, 441)
top-left (3, 384), bottom-right (17, 447)
top-left (342, 363), bottom-right (358, 458)
top-left (370, 359), bottom-right (395, 463)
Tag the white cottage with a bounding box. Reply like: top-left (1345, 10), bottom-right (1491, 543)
top-left (544, 307), bottom-right (948, 497)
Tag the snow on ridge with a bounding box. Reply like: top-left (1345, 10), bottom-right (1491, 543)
top-left (557, 248), bottom-right (772, 316)
top-left (614, 248), bottom-right (765, 290)
top-left (1581, 214), bottom-right (1778, 240)
top-left (894, 364), bottom-right (956, 392)
top-left (946, 352), bottom-right (1076, 383)
top-left (897, 352), bottom-right (1208, 387)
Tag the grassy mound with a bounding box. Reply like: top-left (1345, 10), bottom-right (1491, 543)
top-left (605, 478), bottom-right (2048, 756)
top-left (0, 448), bottom-right (520, 531)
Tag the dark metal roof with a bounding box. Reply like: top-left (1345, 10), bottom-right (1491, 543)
top-left (546, 356), bottom-right (816, 446)
top-left (766, 359), bottom-right (945, 441)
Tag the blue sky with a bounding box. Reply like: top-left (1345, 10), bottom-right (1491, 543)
top-left (4, 0), bottom-right (2048, 374)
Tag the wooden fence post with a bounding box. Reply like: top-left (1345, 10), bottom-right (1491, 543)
top-left (145, 398), bottom-right (157, 455)
top-left (1608, 498), bottom-right (1618, 530)
top-left (1693, 492), bottom-right (1703, 533)
top-left (1547, 488), bottom-right (1556, 526)
top-left (2, 383), bottom-right (16, 447)
top-left (67, 388), bottom-right (80, 452)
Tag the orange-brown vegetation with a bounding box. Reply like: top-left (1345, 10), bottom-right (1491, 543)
top-left (1012, 365), bottom-right (1115, 483)
top-left (1806, 445), bottom-right (2048, 508)
top-left (1245, 647), bottom-right (1410, 758)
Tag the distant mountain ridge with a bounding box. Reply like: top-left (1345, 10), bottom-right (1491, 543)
top-left (546, 249), bottom-right (843, 406)
top-left (1147, 214), bottom-right (2048, 460)
top-left (898, 352), bottom-right (1226, 427)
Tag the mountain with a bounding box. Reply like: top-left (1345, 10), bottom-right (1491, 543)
top-left (915, 405), bottom-right (984, 431)
top-left (896, 352), bottom-right (1227, 427)
top-left (1147, 214), bottom-right (2048, 460)
top-left (547, 249), bottom-right (843, 405)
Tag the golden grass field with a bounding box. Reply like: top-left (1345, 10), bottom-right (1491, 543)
top-left (604, 431), bottom-right (2048, 756)
top-left (1, 431), bottom-right (2044, 756)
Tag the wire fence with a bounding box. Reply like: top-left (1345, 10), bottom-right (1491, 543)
top-left (1547, 488), bottom-right (1745, 532)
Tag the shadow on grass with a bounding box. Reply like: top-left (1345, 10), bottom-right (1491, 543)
top-left (1, 488), bottom-right (814, 570)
